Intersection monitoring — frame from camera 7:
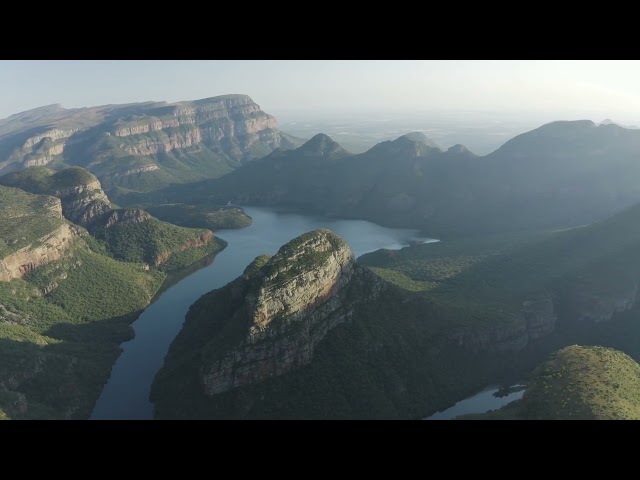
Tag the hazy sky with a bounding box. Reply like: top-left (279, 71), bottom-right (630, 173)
top-left (2, 60), bottom-right (640, 122)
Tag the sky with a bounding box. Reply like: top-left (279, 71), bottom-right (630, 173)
top-left (2, 60), bottom-right (640, 122)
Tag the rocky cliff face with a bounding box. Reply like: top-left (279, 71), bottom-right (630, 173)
top-left (199, 230), bottom-right (359, 395)
top-left (152, 230), bottom-right (214, 267)
top-left (51, 177), bottom-right (111, 226)
top-left (101, 208), bottom-right (151, 228)
top-left (0, 95), bottom-right (297, 193)
top-left (112, 96), bottom-right (279, 157)
top-left (170, 230), bottom-right (376, 396)
top-left (445, 293), bottom-right (557, 353)
top-left (0, 223), bottom-right (82, 281)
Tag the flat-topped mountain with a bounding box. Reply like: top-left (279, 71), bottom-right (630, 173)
top-left (0, 95), bottom-right (302, 199)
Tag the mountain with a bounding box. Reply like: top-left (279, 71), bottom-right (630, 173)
top-left (0, 185), bottom-right (167, 419)
top-left (152, 229), bottom-right (476, 419)
top-left (143, 204), bottom-right (252, 231)
top-left (0, 167), bottom-right (226, 270)
top-left (0, 95), bottom-right (302, 200)
top-left (157, 120), bottom-right (640, 237)
top-left (599, 118), bottom-right (639, 129)
top-left (153, 194), bottom-right (640, 419)
top-left (400, 131), bottom-right (440, 148)
top-left (155, 132), bottom-right (475, 226)
top-left (466, 346), bottom-right (640, 420)
top-left (0, 163), bottom-right (236, 418)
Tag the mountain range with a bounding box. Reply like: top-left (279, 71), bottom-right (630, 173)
top-left (6, 95), bottom-right (640, 419)
top-left (0, 95), bottom-right (302, 202)
top-left (149, 120), bottom-right (640, 237)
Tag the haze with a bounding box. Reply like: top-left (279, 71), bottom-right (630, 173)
top-left (3, 60), bottom-right (640, 123)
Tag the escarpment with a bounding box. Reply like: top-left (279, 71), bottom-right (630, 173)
top-left (151, 230), bottom-right (394, 417)
top-left (0, 95), bottom-right (301, 195)
top-left (0, 223), bottom-right (81, 282)
top-left (0, 166), bottom-right (224, 270)
top-left (201, 229), bottom-right (357, 394)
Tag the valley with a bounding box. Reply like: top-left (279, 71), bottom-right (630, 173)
top-left (3, 89), bottom-right (640, 420)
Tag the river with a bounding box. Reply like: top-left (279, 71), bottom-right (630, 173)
top-left (426, 385), bottom-right (526, 420)
top-left (90, 206), bottom-right (437, 420)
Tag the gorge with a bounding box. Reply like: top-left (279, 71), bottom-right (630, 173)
top-left (90, 206), bottom-right (436, 419)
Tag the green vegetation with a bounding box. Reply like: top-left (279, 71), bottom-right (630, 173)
top-left (0, 166), bottom-right (97, 194)
top-left (153, 195), bottom-right (640, 419)
top-left (152, 267), bottom-right (519, 419)
top-left (144, 204), bottom-right (252, 230)
top-left (0, 236), bottom-right (165, 419)
top-left (525, 345), bottom-right (640, 419)
top-left (0, 95), bottom-right (297, 200)
top-left (153, 122), bottom-right (640, 238)
top-left (0, 185), bottom-right (64, 256)
top-left (157, 238), bottom-right (226, 272)
top-left (0, 179), bottom-right (227, 419)
top-left (360, 200), bottom-right (640, 328)
top-left (91, 217), bottom-right (219, 268)
top-left (469, 346), bottom-right (640, 420)
top-left (0, 167), bottom-right (225, 273)
top-left (259, 230), bottom-right (347, 285)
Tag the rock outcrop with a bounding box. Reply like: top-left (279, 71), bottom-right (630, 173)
top-left (152, 230), bottom-right (214, 267)
top-left (101, 208), bottom-right (151, 228)
top-left (0, 95), bottom-right (299, 193)
top-left (51, 177), bottom-right (111, 227)
top-left (200, 229), bottom-right (358, 395)
top-left (0, 223), bottom-right (81, 281)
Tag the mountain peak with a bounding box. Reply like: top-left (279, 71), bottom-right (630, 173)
top-left (296, 134), bottom-right (349, 158)
top-left (536, 119), bottom-right (596, 134)
top-left (190, 229), bottom-right (355, 396)
top-left (446, 144), bottom-right (473, 155)
top-left (5, 103), bottom-right (65, 120)
top-left (400, 132), bottom-right (439, 149)
top-left (246, 228), bottom-right (353, 338)
top-left (367, 134), bottom-right (439, 158)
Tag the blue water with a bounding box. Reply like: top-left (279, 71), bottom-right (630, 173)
top-left (90, 206), bottom-right (437, 420)
top-left (426, 385), bottom-right (526, 420)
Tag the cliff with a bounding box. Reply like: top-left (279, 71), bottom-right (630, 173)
top-left (0, 185), bottom-right (83, 282)
top-left (152, 230), bottom-right (401, 418)
top-left (201, 229), bottom-right (356, 394)
top-left (0, 166), bottom-right (225, 271)
top-left (0, 167), bottom-right (111, 226)
top-left (0, 223), bottom-right (81, 281)
top-left (0, 95), bottom-right (301, 196)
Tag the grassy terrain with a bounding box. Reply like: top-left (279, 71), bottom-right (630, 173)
top-left (152, 266), bottom-right (523, 419)
top-left (467, 346), bottom-right (640, 420)
top-left (91, 217), bottom-right (221, 268)
top-left (144, 204), bottom-right (252, 230)
top-left (154, 197), bottom-right (640, 419)
top-left (1, 167), bottom-right (225, 273)
top-left (361, 201), bottom-right (640, 327)
top-left (0, 181), bottom-right (227, 419)
top-left (523, 345), bottom-right (640, 419)
top-left (0, 185), bottom-right (64, 256)
top-left (0, 237), bottom-right (165, 419)
top-left (0, 166), bottom-right (97, 193)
